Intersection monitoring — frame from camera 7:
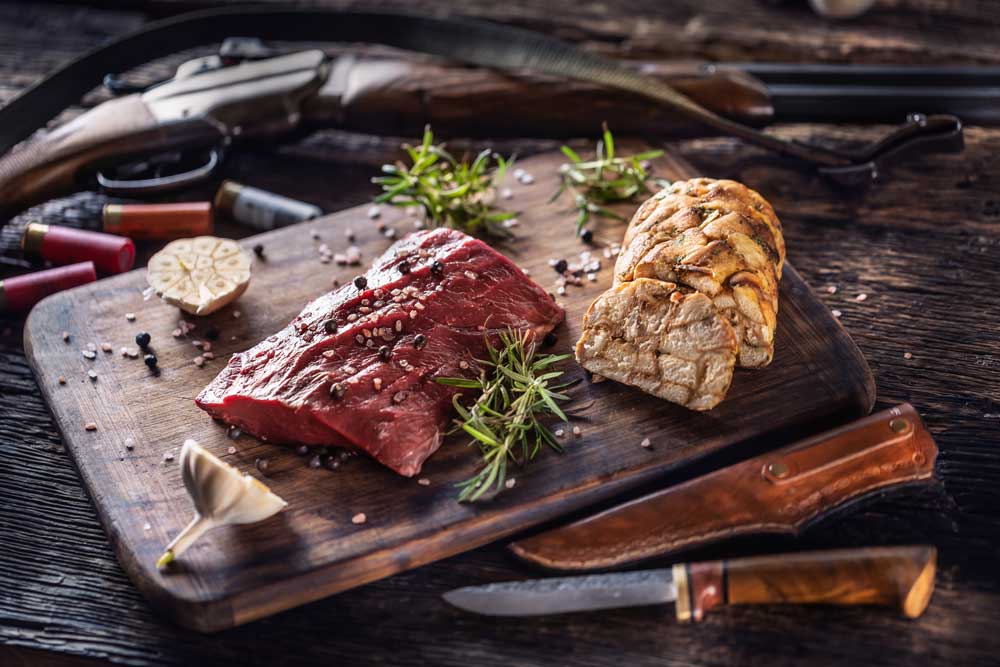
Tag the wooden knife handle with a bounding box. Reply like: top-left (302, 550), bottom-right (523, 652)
top-left (510, 404), bottom-right (938, 570)
top-left (673, 545), bottom-right (937, 622)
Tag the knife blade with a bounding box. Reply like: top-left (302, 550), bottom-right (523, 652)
top-left (510, 404), bottom-right (938, 571)
top-left (445, 546), bottom-right (937, 622)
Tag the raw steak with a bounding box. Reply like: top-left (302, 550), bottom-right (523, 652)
top-left (196, 228), bottom-right (564, 476)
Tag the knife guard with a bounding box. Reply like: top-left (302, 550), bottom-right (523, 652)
top-left (510, 403), bottom-right (938, 570)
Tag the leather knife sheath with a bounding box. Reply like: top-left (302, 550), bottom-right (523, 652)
top-left (510, 403), bottom-right (938, 571)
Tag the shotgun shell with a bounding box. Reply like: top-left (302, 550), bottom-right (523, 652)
top-left (21, 223), bottom-right (135, 275)
top-left (0, 261), bottom-right (96, 313)
top-left (215, 180), bottom-right (322, 230)
top-left (103, 202), bottom-right (213, 240)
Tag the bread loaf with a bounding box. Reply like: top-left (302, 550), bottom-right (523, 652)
top-left (576, 178), bottom-right (784, 410)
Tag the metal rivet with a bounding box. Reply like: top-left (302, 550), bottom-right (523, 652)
top-left (890, 418), bottom-right (910, 433)
top-left (766, 461), bottom-right (790, 479)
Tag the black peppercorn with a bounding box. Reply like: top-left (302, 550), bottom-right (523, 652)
top-left (143, 353), bottom-right (158, 369)
top-left (324, 320), bottom-right (338, 334)
top-left (308, 455), bottom-right (322, 469)
top-left (325, 457), bottom-right (341, 471)
top-left (554, 259), bottom-right (568, 274)
top-left (543, 331), bottom-right (558, 347)
top-left (255, 457), bottom-right (269, 473)
top-left (398, 260), bottom-right (410, 275)
top-left (430, 260), bottom-right (443, 275)
top-left (378, 345), bottom-right (391, 362)
top-left (354, 275), bottom-right (368, 290)
top-left (413, 333), bottom-right (427, 350)
top-left (330, 382), bottom-right (346, 399)
top-left (579, 228), bottom-right (594, 243)
top-left (253, 243), bottom-right (265, 258)
top-left (135, 331), bottom-right (151, 348)
top-left (295, 444), bottom-right (310, 456)
top-left (204, 325), bottom-right (220, 341)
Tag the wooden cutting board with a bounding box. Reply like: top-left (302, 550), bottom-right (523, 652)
top-left (24, 148), bottom-right (873, 632)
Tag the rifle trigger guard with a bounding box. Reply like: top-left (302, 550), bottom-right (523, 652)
top-left (96, 146), bottom-right (223, 195)
top-left (818, 114), bottom-right (964, 188)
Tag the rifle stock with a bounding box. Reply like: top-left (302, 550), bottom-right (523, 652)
top-left (0, 96), bottom-right (222, 220)
top-left (303, 56), bottom-right (773, 139)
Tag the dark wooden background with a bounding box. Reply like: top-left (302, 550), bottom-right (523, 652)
top-left (1, 1), bottom-right (998, 665)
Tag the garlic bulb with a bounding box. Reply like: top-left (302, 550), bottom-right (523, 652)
top-left (157, 439), bottom-right (287, 568)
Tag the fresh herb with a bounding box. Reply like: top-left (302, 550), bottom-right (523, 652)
top-left (373, 126), bottom-right (517, 239)
top-left (552, 124), bottom-right (670, 236)
top-left (436, 330), bottom-right (572, 502)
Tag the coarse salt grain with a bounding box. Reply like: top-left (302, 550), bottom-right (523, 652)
top-left (125, 313), bottom-right (136, 321)
top-left (84, 422), bottom-right (97, 431)
top-left (172, 328), bottom-right (183, 337)
top-left (418, 478), bottom-right (431, 486)
top-left (826, 286), bottom-right (837, 294)
top-left (62, 331), bottom-right (70, 342)
top-left (554, 429), bottom-right (565, 438)
top-left (163, 452), bottom-right (174, 462)
top-left (572, 426), bottom-right (582, 436)
top-left (367, 206), bottom-right (381, 219)
top-left (501, 188), bottom-right (513, 199)
top-left (58, 376), bottom-right (66, 385)
top-left (193, 356), bottom-right (205, 367)
top-left (88, 370), bottom-right (98, 382)
top-left (904, 352), bottom-right (913, 360)
top-left (232, 310), bottom-right (242, 319)
top-left (227, 446), bottom-right (237, 455)
top-left (640, 438), bottom-right (652, 449)
top-left (832, 309), bottom-right (842, 318)
top-left (373, 378), bottom-right (383, 391)
top-left (856, 293), bottom-right (868, 302)
top-left (203, 352), bottom-right (215, 360)
top-left (505, 478), bottom-right (516, 489)
top-left (82, 350), bottom-right (96, 360)
top-left (352, 512), bottom-right (367, 525)
top-left (143, 522), bottom-right (151, 531)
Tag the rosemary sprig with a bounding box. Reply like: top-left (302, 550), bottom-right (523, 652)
top-left (551, 124), bottom-right (670, 236)
top-left (436, 330), bottom-right (572, 502)
top-left (372, 126), bottom-right (517, 239)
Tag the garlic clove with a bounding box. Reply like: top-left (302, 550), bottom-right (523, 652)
top-left (158, 439), bottom-right (286, 569)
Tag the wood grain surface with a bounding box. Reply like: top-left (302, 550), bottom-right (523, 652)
top-left (21, 147), bottom-right (870, 631)
top-left (2, 1), bottom-right (999, 665)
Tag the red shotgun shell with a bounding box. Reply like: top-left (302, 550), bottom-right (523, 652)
top-left (0, 261), bottom-right (97, 313)
top-left (21, 223), bottom-right (135, 275)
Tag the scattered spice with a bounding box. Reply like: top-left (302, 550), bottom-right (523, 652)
top-left (144, 353), bottom-right (158, 369)
top-left (832, 309), bottom-right (842, 318)
top-left (135, 331), bottom-right (151, 348)
top-left (125, 438), bottom-right (135, 451)
top-left (163, 451), bottom-right (175, 462)
top-left (418, 478), bottom-right (431, 486)
top-left (553, 259), bottom-right (568, 274)
top-left (296, 444), bottom-right (310, 456)
top-left (431, 260), bottom-right (444, 275)
top-left (253, 243), bottom-right (265, 258)
top-left (856, 293), bottom-right (868, 302)
top-left (373, 377), bottom-right (383, 392)
top-left (227, 445), bottom-right (237, 455)
top-left (904, 352), bottom-right (913, 360)
top-left (61, 331), bottom-right (70, 342)
top-left (367, 205), bottom-right (381, 219)
top-left (354, 275), bottom-right (368, 290)
top-left (193, 356), bottom-right (205, 368)
top-left (329, 382), bottom-right (347, 399)
top-left (414, 333), bottom-right (427, 350)
top-left (84, 422), bottom-right (97, 431)
top-left (100, 342), bottom-right (112, 353)
top-left (308, 455), bottom-right (322, 469)
top-left (87, 370), bottom-right (98, 382)
top-left (826, 285), bottom-right (838, 294)
top-left (579, 228), bottom-right (594, 244)
top-left (82, 350), bottom-right (96, 360)
top-left (58, 376), bottom-right (66, 385)
top-left (640, 437), bottom-right (652, 449)
top-left (378, 345), bottom-right (392, 362)
top-left (505, 478), bottom-right (516, 489)
top-left (572, 426), bottom-right (582, 437)
top-left (352, 512), bottom-right (367, 525)
top-left (232, 310), bottom-right (242, 319)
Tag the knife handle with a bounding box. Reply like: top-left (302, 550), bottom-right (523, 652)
top-left (673, 545), bottom-right (937, 622)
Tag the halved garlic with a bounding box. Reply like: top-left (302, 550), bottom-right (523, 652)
top-left (157, 439), bottom-right (286, 569)
top-left (147, 236), bottom-right (252, 315)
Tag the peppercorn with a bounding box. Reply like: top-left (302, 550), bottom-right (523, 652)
top-left (324, 320), bottom-right (338, 334)
top-left (398, 260), bottom-right (410, 274)
top-left (135, 331), bottom-right (151, 348)
top-left (430, 260), bottom-right (443, 275)
top-left (255, 457), bottom-right (270, 473)
top-left (554, 259), bottom-right (568, 274)
top-left (143, 353), bottom-right (158, 368)
top-left (324, 457), bottom-right (340, 471)
top-left (330, 382), bottom-right (346, 399)
top-left (253, 243), bottom-right (265, 258)
top-left (543, 331), bottom-right (558, 347)
top-left (204, 325), bottom-right (220, 341)
top-left (354, 275), bottom-right (368, 290)
top-left (295, 444), bottom-right (310, 456)
top-left (308, 455), bottom-right (322, 469)
top-left (414, 333), bottom-right (427, 350)
top-left (579, 228), bottom-right (594, 244)
top-left (378, 345), bottom-right (391, 362)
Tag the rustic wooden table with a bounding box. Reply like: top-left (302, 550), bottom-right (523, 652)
top-left (1, 2), bottom-right (998, 666)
